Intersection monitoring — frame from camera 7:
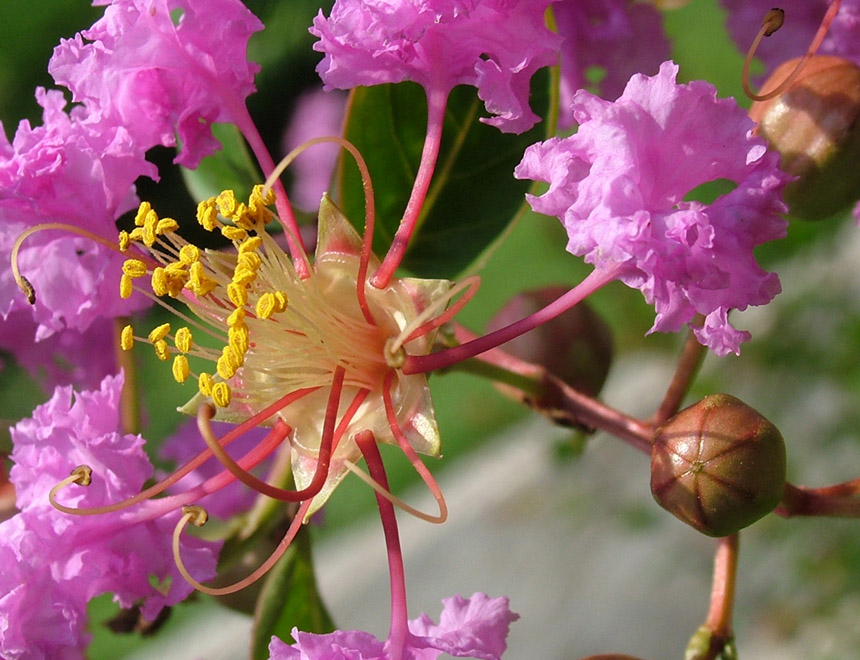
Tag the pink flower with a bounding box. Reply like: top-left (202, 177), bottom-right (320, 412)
top-left (268, 593), bottom-right (519, 660)
top-left (0, 373), bottom-right (220, 660)
top-left (515, 61), bottom-right (790, 355)
top-left (310, 0), bottom-right (560, 133)
top-left (49, 0), bottom-right (264, 168)
top-left (554, 0), bottom-right (670, 128)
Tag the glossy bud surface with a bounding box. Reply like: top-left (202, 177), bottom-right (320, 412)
top-left (651, 394), bottom-right (786, 537)
top-left (749, 55), bottom-right (860, 220)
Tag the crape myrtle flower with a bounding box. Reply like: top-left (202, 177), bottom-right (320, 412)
top-left (310, 0), bottom-right (560, 134)
top-left (515, 62), bottom-right (791, 355)
top-left (722, 0), bottom-right (860, 77)
top-left (554, 0), bottom-right (671, 129)
top-left (0, 373), bottom-right (219, 660)
top-left (269, 593), bottom-right (519, 660)
top-left (49, 0), bottom-right (264, 169)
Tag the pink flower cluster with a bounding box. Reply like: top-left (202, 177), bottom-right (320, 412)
top-left (0, 374), bottom-right (219, 660)
top-left (0, 0), bottom-right (262, 386)
top-left (516, 62), bottom-right (791, 355)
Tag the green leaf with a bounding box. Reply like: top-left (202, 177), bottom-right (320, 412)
top-left (337, 72), bottom-right (551, 279)
top-left (251, 526), bottom-right (335, 660)
top-left (181, 123), bottom-right (261, 204)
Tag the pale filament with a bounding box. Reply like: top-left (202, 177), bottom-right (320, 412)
top-left (172, 498), bottom-right (313, 596)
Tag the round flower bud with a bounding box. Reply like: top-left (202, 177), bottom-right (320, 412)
top-left (749, 55), bottom-right (860, 221)
top-left (650, 394), bottom-right (786, 537)
top-left (486, 287), bottom-right (613, 397)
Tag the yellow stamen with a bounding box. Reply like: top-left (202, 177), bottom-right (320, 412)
top-left (238, 236), bottom-right (262, 254)
top-left (120, 274), bottom-right (134, 299)
top-left (216, 190), bottom-right (238, 217)
top-left (226, 308), bottom-right (245, 328)
top-left (188, 261), bottom-right (218, 297)
top-left (174, 327), bottom-right (193, 353)
top-left (147, 323), bottom-right (171, 343)
top-left (143, 210), bottom-right (159, 247)
top-left (228, 325), bottom-right (250, 356)
top-left (198, 372), bottom-right (215, 396)
top-left (237, 251), bottom-right (262, 272)
top-left (154, 339), bottom-right (170, 361)
top-left (156, 217), bottom-right (179, 235)
top-left (273, 291), bottom-right (288, 312)
top-left (221, 225), bottom-right (247, 242)
top-left (227, 281), bottom-right (248, 307)
top-left (129, 227), bottom-right (145, 242)
top-left (211, 381), bottom-right (231, 407)
top-left (121, 325), bottom-right (135, 351)
top-left (118, 230), bottom-right (131, 252)
top-left (197, 199), bottom-right (219, 231)
top-left (179, 244), bottom-right (200, 265)
top-left (134, 202), bottom-right (151, 227)
top-left (172, 355), bottom-right (190, 383)
top-left (255, 292), bottom-right (278, 320)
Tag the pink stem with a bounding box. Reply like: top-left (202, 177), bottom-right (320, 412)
top-left (402, 267), bottom-right (619, 374)
top-left (356, 431), bottom-right (409, 660)
top-left (372, 85), bottom-right (450, 289)
top-left (231, 104), bottom-right (311, 277)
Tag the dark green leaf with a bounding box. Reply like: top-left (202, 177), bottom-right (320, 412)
top-left (337, 72), bottom-right (551, 279)
top-left (251, 526), bottom-right (335, 660)
top-left (181, 123), bottom-right (261, 204)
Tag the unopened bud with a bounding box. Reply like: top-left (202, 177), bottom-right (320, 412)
top-left (486, 287), bottom-right (613, 397)
top-left (651, 394), bottom-right (786, 537)
top-left (750, 55), bottom-right (860, 220)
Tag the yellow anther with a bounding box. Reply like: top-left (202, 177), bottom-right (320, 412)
top-left (221, 225), bottom-right (247, 242)
top-left (251, 183), bottom-right (276, 207)
top-left (212, 381), bottom-right (231, 407)
top-left (198, 372), bottom-right (215, 396)
top-left (197, 198), bottom-right (219, 231)
top-left (174, 327), bottom-right (193, 353)
top-left (172, 355), bottom-right (190, 383)
top-left (237, 251), bottom-right (262, 272)
top-left (153, 339), bottom-right (170, 361)
top-left (187, 261), bottom-right (218, 297)
top-left (216, 351), bottom-right (237, 379)
top-left (120, 273), bottom-right (134, 299)
top-left (229, 324), bottom-right (250, 356)
top-left (118, 230), bottom-right (131, 252)
top-left (179, 244), bottom-right (200, 265)
top-left (134, 201), bottom-right (151, 227)
top-left (151, 267), bottom-right (168, 296)
top-left (238, 236), bottom-right (262, 254)
top-left (273, 291), bottom-right (288, 312)
top-left (121, 325), bottom-right (134, 351)
top-left (156, 217), bottom-right (179, 235)
top-left (226, 308), bottom-right (246, 328)
top-left (147, 322), bottom-right (171, 343)
top-left (255, 292), bottom-right (278, 320)
top-left (216, 190), bottom-right (238, 218)
top-left (227, 281), bottom-right (248, 308)
top-left (143, 211), bottom-right (158, 247)
top-left (122, 259), bottom-right (148, 278)
top-left (231, 265), bottom-right (257, 287)
top-left (129, 227), bottom-right (145, 242)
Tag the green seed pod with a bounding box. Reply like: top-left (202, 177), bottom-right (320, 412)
top-left (749, 55), bottom-right (860, 221)
top-left (650, 394), bottom-right (786, 537)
